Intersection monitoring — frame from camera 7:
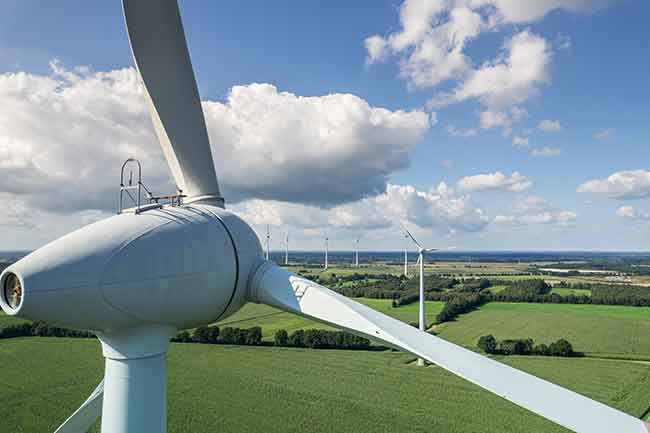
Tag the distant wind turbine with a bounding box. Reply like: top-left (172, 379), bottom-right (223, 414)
top-left (403, 226), bottom-right (437, 366)
top-left (354, 237), bottom-right (360, 268)
top-left (265, 224), bottom-right (270, 261)
top-left (284, 231), bottom-right (289, 265)
top-left (403, 233), bottom-right (409, 277)
top-left (324, 236), bottom-right (329, 270)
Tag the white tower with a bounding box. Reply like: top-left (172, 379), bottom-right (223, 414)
top-left (284, 232), bottom-right (289, 265)
top-left (265, 224), bottom-right (270, 261)
top-left (355, 237), bottom-right (359, 268)
top-left (324, 236), bottom-right (329, 270)
top-left (404, 235), bottom-right (409, 277)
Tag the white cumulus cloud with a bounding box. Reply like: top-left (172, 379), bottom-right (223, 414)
top-left (617, 206), bottom-right (650, 221)
top-left (531, 146), bottom-right (562, 157)
top-left (538, 119), bottom-right (562, 132)
top-left (578, 170), bottom-right (650, 200)
top-left (495, 195), bottom-right (577, 227)
top-left (457, 171), bottom-right (533, 193)
top-left (0, 64), bottom-right (432, 218)
top-left (233, 182), bottom-right (489, 236)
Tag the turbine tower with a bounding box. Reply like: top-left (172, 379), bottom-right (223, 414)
top-left (265, 224), bottom-right (270, 261)
top-left (403, 233), bottom-right (409, 277)
top-left (284, 231), bottom-right (289, 265)
top-left (354, 237), bottom-right (360, 268)
top-left (2, 3), bottom-right (649, 433)
top-left (324, 236), bottom-right (329, 270)
top-left (403, 227), bottom-right (437, 366)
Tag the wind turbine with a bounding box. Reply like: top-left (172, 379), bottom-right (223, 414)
top-left (324, 236), bottom-right (329, 270)
top-left (265, 224), bottom-right (270, 261)
top-left (284, 231), bottom-right (289, 265)
top-left (402, 227), bottom-right (437, 366)
top-left (403, 233), bottom-right (409, 277)
top-left (1, 2), bottom-right (648, 433)
top-left (354, 236), bottom-right (360, 268)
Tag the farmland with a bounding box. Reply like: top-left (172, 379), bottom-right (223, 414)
top-left (435, 302), bottom-right (650, 358)
top-left (216, 299), bottom-right (445, 341)
top-left (2, 338), bottom-right (650, 433)
top-left (3, 258), bottom-right (650, 432)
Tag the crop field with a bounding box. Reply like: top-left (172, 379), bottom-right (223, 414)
top-left (216, 299), bottom-right (445, 341)
top-left (2, 338), bottom-right (650, 433)
top-left (435, 303), bottom-right (650, 358)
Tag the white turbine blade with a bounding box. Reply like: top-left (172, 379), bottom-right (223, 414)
top-left (423, 248), bottom-right (438, 253)
top-left (54, 380), bottom-right (104, 433)
top-left (250, 262), bottom-right (650, 433)
top-left (122, 0), bottom-right (221, 202)
top-left (401, 226), bottom-right (422, 249)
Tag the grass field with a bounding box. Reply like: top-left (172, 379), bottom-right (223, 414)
top-left (2, 338), bottom-right (650, 433)
top-left (0, 312), bottom-right (29, 327)
top-left (216, 299), bottom-right (445, 341)
top-left (435, 303), bottom-right (650, 358)
top-left (551, 287), bottom-right (592, 297)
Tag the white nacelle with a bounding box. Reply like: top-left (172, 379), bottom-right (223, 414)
top-left (0, 204), bottom-right (262, 332)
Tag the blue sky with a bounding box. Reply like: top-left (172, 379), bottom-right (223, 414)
top-left (1, 0), bottom-right (649, 251)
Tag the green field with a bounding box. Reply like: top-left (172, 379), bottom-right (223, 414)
top-left (0, 312), bottom-right (29, 327)
top-left (436, 302), bottom-right (650, 358)
top-left (217, 299), bottom-right (445, 341)
top-left (551, 288), bottom-right (592, 297)
top-left (2, 338), bottom-right (650, 433)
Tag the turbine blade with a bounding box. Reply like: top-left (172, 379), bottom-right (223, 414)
top-left (54, 380), bottom-right (104, 433)
top-left (401, 226), bottom-right (422, 249)
top-left (250, 262), bottom-right (650, 433)
top-left (123, 0), bottom-right (221, 203)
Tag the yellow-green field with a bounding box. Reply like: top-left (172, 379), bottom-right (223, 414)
top-left (2, 338), bottom-right (650, 433)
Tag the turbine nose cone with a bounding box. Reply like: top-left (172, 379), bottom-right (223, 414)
top-left (0, 270), bottom-right (24, 314)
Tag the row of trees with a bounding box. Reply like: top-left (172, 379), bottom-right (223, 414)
top-left (0, 321), bottom-right (95, 340)
top-left (477, 335), bottom-right (577, 357)
top-left (273, 329), bottom-right (371, 350)
top-left (173, 326), bottom-right (263, 346)
top-left (435, 293), bottom-right (489, 324)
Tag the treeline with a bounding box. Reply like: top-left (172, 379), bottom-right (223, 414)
top-left (173, 325), bottom-right (263, 346)
top-left (273, 329), bottom-right (371, 350)
top-left (477, 335), bottom-right (578, 357)
top-left (435, 293), bottom-right (488, 324)
top-left (0, 321), bottom-right (95, 340)
top-left (333, 273), bottom-right (458, 301)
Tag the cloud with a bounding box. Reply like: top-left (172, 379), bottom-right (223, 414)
top-left (555, 33), bottom-right (572, 51)
top-left (538, 119), bottom-right (562, 132)
top-left (0, 64), bottom-right (432, 217)
top-left (205, 83), bottom-right (432, 206)
top-left (594, 128), bottom-right (614, 141)
top-left (365, 0), bottom-right (607, 91)
top-left (578, 170), bottom-right (650, 200)
top-left (617, 206), bottom-right (650, 221)
top-left (531, 146), bottom-right (562, 157)
top-left (458, 171), bottom-right (533, 193)
top-left (495, 195), bottom-right (577, 227)
top-left (475, 0), bottom-right (610, 24)
top-left (439, 31), bottom-right (551, 109)
top-left (232, 182), bottom-right (489, 236)
top-left (446, 125), bottom-right (478, 137)
top-left (512, 135), bottom-right (530, 148)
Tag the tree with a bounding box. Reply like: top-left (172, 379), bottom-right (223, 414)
top-left (549, 339), bottom-right (574, 357)
top-left (477, 335), bottom-right (497, 354)
top-left (274, 329), bottom-right (289, 346)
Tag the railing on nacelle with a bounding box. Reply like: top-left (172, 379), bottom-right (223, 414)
top-left (118, 158), bottom-right (186, 214)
